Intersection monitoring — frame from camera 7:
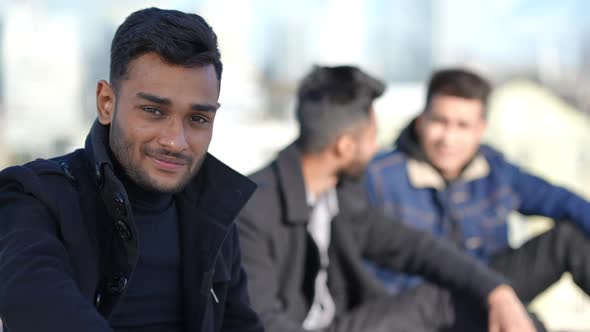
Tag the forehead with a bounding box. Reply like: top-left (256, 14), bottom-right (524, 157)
top-left (119, 53), bottom-right (220, 102)
top-left (429, 94), bottom-right (485, 120)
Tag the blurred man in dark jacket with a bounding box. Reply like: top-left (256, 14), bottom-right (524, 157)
top-left (0, 8), bottom-right (262, 332)
top-left (365, 68), bottom-right (590, 324)
top-left (238, 65), bottom-right (537, 332)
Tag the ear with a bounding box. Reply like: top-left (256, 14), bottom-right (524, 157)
top-left (96, 80), bottom-right (116, 125)
top-left (334, 134), bottom-right (356, 162)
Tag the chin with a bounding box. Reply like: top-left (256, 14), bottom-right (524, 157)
top-left (140, 176), bottom-right (186, 194)
top-left (161, 178), bottom-right (190, 192)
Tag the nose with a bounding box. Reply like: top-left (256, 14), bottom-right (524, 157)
top-left (439, 124), bottom-right (459, 146)
top-left (157, 119), bottom-right (188, 152)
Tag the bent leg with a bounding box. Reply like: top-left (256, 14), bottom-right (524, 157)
top-left (327, 283), bottom-right (449, 332)
top-left (491, 221), bottom-right (590, 303)
top-left (326, 282), bottom-right (502, 332)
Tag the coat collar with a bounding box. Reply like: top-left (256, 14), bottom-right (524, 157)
top-left (406, 156), bottom-right (489, 190)
top-left (396, 118), bottom-right (490, 190)
top-left (275, 143), bottom-right (312, 224)
top-left (83, 119), bottom-right (257, 229)
top-left (83, 120), bottom-right (257, 327)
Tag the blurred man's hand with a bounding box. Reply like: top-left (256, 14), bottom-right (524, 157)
top-left (488, 284), bottom-right (536, 332)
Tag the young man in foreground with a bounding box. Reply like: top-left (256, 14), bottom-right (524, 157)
top-left (0, 8), bottom-right (262, 332)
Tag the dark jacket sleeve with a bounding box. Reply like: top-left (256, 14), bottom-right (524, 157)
top-left (362, 208), bottom-right (506, 304)
top-left (221, 223), bottom-right (265, 332)
top-left (237, 214), bottom-right (306, 332)
top-left (0, 172), bottom-right (112, 331)
top-left (504, 161), bottom-right (590, 234)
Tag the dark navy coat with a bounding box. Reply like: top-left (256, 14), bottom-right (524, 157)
top-left (0, 121), bottom-right (263, 332)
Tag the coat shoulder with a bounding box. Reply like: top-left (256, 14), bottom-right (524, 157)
top-left (479, 144), bottom-right (517, 176)
top-left (0, 150), bottom-right (81, 194)
top-left (365, 149), bottom-right (410, 189)
top-left (203, 154), bottom-right (257, 205)
top-left (368, 149), bottom-right (408, 174)
top-left (0, 150), bottom-right (88, 229)
top-left (239, 162), bottom-right (281, 225)
top-left (248, 162), bottom-right (280, 200)
top-left (479, 144), bottom-right (508, 164)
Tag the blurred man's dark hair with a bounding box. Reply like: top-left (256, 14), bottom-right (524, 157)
top-left (295, 65), bottom-right (385, 153)
top-left (109, 7), bottom-right (222, 91)
top-left (425, 68), bottom-right (491, 112)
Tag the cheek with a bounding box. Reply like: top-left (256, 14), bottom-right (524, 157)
top-left (423, 123), bottom-right (444, 141)
top-left (370, 136), bottom-right (379, 157)
top-left (128, 127), bottom-right (155, 151)
top-left (459, 130), bottom-right (482, 151)
top-left (368, 128), bottom-right (378, 150)
top-left (111, 116), bottom-right (135, 152)
top-left (422, 129), bottom-right (442, 149)
top-left (361, 127), bottom-right (378, 158)
top-left (186, 130), bottom-right (213, 152)
top-left (118, 112), bottom-right (159, 146)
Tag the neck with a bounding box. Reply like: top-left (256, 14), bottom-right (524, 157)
top-left (300, 151), bottom-right (339, 197)
top-left (112, 159), bottom-right (173, 214)
top-left (440, 169), bottom-right (460, 182)
top-left (121, 174), bottom-right (173, 213)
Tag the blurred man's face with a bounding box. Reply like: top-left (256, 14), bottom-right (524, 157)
top-left (416, 94), bottom-right (486, 180)
top-left (99, 52), bottom-right (220, 193)
top-left (342, 109), bottom-right (379, 178)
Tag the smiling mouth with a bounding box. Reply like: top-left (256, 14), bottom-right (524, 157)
top-left (149, 155), bottom-right (187, 172)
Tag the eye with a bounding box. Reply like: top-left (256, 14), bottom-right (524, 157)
top-left (457, 121), bottom-right (470, 129)
top-left (431, 116), bottom-right (445, 124)
top-left (142, 106), bottom-right (162, 115)
top-left (190, 115), bottom-right (209, 123)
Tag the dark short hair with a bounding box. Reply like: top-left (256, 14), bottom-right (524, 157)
top-left (425, 68), bottom-right (491, 110)
top-left (110, 7), bottom-right (222, 90)
top-left (295, 65), bottom-right (385, 153)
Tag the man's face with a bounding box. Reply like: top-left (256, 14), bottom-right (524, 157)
top-left (342, 109), bottom-right (379, 178)
top-left (416, 94), bottom-right (486, 180)
top-left (99, 53), bottom-right (220, 193)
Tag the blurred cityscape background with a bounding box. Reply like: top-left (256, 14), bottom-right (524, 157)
top-left (0, 0), bottom-right (589, 330)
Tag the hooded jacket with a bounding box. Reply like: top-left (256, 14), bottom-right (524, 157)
top-left (365, 118), bottom-right (590, 292)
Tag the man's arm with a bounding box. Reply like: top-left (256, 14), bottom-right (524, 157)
top-left (362, 211), bottom-right (535, 331)
top-left (220, 224), bottom-right (265, 332)
top-left (0, 181), bottom-right (112, 331)
top-left (237, 215), bottom-right (307, 332)
top-left (362, 208), bottom-right (504, 301)
top-left (507, 162), bottom-right (590, 234)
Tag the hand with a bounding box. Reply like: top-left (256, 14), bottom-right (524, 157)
top-left (487, 284), bottom-right (536, 332)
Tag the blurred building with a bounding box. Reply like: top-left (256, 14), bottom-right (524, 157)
top-left (487, 80), bottom-right (590, 331)
top-left (1, 2), bottom-right (85, 160)
top-left (364, 0), bottom-right (434, 82)
top-left (0, 20), bottom-right (4, 112)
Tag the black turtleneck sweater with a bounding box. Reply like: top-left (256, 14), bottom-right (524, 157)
top-left (109, 173), bottom-right (183, 332)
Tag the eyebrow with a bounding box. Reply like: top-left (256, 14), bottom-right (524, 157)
top-left (137, 92), bottom-right (171, 105)
top-left (137, 92), bottom-right (218, 112)
top-left (191, 103), bottom-right (218, 113)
